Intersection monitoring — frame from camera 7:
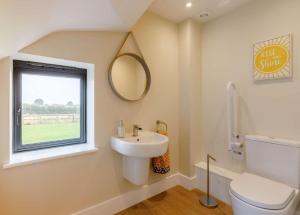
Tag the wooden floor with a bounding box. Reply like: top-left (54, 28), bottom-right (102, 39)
top-left (116, 186), bottom-right (233, 215)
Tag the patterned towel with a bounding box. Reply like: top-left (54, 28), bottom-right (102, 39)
top-left (151, 131), bottom-right (170, 174)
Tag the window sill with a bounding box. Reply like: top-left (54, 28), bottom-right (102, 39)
top-left (3, 143), bottom-right (98, 169)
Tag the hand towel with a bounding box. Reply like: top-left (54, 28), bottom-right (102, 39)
top-left (152, 131), bottom-right (170, 174)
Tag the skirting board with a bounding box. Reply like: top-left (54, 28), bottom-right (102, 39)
top-left (74, 162), bottom-right (300, 215)
top-left (72, 173), bottom-right (197, 215)
top-left (195, 162), bottom-right (241, 205)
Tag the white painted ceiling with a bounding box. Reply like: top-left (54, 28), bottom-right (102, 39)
top-left (0, 0), bottom-right (153, 59)
top-left (150, 0), bottom-right (254, 23)
top-left (0, 0), bottom-right (254, 60)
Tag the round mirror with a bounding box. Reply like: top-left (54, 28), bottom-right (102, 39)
top-left (109, 53), bottom-right (151, 101)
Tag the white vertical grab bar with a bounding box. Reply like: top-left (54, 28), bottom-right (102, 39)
top-left (227, 82), bottom-right (242, 151)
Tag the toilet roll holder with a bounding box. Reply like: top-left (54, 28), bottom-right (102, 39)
top-left (199, 154), bottom-right (218, 208)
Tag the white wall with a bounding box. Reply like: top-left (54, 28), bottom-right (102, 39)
top-left (199, 0), bottom-right (300, 173)
top-left (0, 12), bottom-right (179, 215)
top-left (178, 19), bottom-right (202, 176)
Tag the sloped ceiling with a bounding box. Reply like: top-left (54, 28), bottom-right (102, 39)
top-left (0, 0), bottom-right (153, 59)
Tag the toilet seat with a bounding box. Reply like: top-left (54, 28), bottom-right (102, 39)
top-left (230, 173), bottom-right (295, 210)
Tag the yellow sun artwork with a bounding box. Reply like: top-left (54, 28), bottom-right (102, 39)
top-left (253, 34), bottom-right (292, 80)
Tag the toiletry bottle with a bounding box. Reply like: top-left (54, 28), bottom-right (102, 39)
top-left (117, 120), bottom-right (125, 138)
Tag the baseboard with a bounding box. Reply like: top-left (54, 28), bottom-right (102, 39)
top-left (72, 173), bottom-right (196, 215)
top-left (195, 162), bottom-right (241, 205)
top-left (178, 174), bottom-right (197, 190)
top-left (76, 163), bottom-right (300, 215)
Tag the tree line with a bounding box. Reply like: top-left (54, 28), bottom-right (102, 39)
top-left (23, 99), bottom-right (80, 115)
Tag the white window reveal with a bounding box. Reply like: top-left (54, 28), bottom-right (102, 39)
top-left (4, 54), bottom-right (96, 168)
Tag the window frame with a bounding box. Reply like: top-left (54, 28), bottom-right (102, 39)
top-left (13, 60), bottom-right (87, 153)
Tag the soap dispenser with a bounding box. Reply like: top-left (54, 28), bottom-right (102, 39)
top-left (117, 120), bottom-right (125, 138)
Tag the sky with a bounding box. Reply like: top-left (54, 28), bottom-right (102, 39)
top-left (22, 74), bottom-right (80, 105)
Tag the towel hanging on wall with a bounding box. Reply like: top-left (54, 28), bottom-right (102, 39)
top-left (152, 121), bottom-right (170, 174)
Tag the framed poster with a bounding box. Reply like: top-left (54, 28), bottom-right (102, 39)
top-left (253, 34), bottom-right (292, 81)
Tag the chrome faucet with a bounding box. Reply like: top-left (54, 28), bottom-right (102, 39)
top-left (133, 125), bottom-right (142, 137)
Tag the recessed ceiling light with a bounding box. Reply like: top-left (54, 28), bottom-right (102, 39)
top-left (186, 2), bottom-right (192, 8)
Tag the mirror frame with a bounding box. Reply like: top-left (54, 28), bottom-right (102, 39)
top-left (108, 53), bottom-right (151, 102)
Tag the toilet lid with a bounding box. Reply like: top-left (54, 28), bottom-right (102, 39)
top-left (230, 173), bottom-right (295, 210)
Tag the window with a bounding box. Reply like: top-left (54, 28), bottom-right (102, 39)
top-left (13, 60), bottom-right (87, 153)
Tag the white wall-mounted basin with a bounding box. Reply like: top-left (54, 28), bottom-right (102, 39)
top-left (111, 131), bottom-right (168, 185)
top-left (111, 131), bottom-right (168, 157)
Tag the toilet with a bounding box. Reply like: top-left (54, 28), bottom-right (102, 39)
top-left (230, 135), bottom-right (300, 215)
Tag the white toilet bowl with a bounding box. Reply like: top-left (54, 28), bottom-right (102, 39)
top-left (230, 173), bottom-right (300, 215)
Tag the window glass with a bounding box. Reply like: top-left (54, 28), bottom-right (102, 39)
top-left (13, 60), bottom-right (87, 153)
top-left (21, 74), bottom-right (81, 145)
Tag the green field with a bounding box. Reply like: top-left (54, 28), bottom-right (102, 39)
top-left (22, 123), bottom-right (80, 144)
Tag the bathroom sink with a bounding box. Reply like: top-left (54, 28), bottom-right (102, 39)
top-left (111, 131), bottom-right (169, 185)
top-left (111, 131), bottom-right (168, 157)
